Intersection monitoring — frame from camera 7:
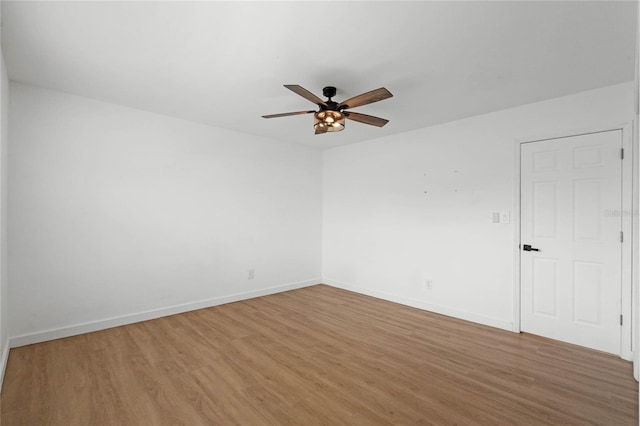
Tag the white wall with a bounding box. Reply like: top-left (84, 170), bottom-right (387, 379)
top-left (323, 82), bottom-right (635, 331)
top-left (8, 82), bottom-right (322, 343)
top-left (0, 31), bottom-right (9, 387)
top-left (5, 80), bottom-right (636, 351)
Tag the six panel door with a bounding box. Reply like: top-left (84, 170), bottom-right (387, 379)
top-left (520, 130), bottom-right (622, 355)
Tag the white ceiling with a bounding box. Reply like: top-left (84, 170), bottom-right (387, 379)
top-left (2, 1), bottom-right (637, 149)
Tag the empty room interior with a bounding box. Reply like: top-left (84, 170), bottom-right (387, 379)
top-left (0, 1), bottom-right (639, 424)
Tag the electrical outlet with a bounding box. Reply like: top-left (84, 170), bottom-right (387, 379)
top-left (248, 268), bottom-right (255, 280)
top-left (425, 280), bottom-right (433, 290)
top-left (500, 211), bottom-right (510, 224)
top-left (492, 212), bottom-right (500, 223)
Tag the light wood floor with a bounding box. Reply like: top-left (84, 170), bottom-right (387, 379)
top-left (1, 285), bottom-right (637, 425)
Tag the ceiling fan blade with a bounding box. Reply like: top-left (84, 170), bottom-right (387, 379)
top-left (338, 87), bottom-right (393, 110)
top-left (284, 85), bottom-right (328, 107)
top-left (344, 111), bottom-right (389, 127)
top-left (262, 110), bottom-right (315, 119)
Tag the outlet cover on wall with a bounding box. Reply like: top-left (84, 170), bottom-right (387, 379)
top-left (500, 211), bottom-right (510, 224)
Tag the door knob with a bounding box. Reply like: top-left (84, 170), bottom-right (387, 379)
top-left (522, 244), bottom-right (540, 252)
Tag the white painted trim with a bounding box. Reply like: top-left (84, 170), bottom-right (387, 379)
top-left (324, 278), bottom-right (513, 332)
top-left (513, 124), bottom-right (634, 360)
top-left (621, 123), bottom-right (634, 361)
top-left (515, 122), bottom-right (634, 147)
top-left (512, 133), bottom-right (523, 333)
top-left (0, 340), bottom-right (9, 393)
top-left (635, 0), bottom-right (640, 391)
top-left (9, 279), bottom-right (320, 348)
top-left (631, 118), bottom-right (640, 379)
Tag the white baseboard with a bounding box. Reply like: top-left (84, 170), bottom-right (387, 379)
top-left (323, 278), bottom-right (514, 332)
top-left (0, 340), bottom-right (9, 393)
top-left (10, 279), bottom-right (320, 348)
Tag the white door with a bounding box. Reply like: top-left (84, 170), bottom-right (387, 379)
top-left (520, 130), bottom-right (622, 355)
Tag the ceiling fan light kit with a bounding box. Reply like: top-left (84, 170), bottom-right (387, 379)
top-left (313, 110), bottom-right (345, 133)
top-left (263, 85), bottom-right (393, 135)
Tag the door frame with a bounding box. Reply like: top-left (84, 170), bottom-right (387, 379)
top-left (512, 122), bottom-right (636, 361)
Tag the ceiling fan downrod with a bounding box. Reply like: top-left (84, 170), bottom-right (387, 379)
top-left (322, 86), bottom-right (337, 102)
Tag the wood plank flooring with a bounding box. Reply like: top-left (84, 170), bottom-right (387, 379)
top-left (1, 284), bottom-right (637, 425)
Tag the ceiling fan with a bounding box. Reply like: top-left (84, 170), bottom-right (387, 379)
top-left (262, 85), bottom-right (393, 135)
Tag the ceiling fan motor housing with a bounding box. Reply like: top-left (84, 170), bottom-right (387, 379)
top-left (316, 87), bottom-right (344, 132)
